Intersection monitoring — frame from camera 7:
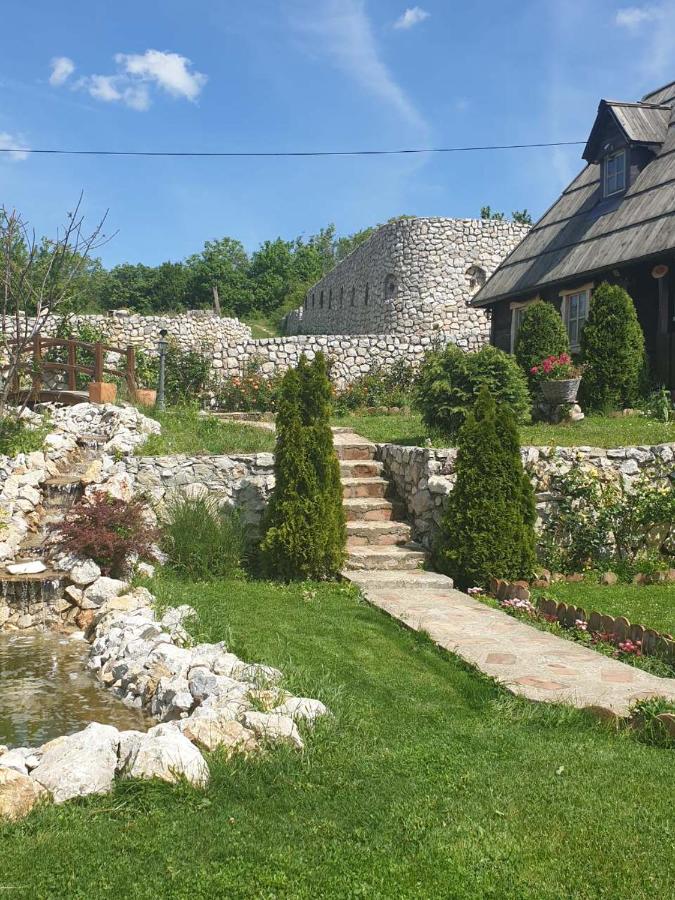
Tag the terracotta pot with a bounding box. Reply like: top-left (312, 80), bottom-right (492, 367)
top-left (134, 388), bottom-right (157, 407)
top-left (88, 381), bottom-right (117, 404)
top-left (541, 377), bottom-right (581, 405)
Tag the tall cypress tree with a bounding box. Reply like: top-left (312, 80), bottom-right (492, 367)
top-left (435, 385), bottom-right (536, 589)
top-left (261, 353), bottom-right (345, 580)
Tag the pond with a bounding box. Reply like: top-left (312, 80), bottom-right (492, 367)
top-left (0, 631), bottom-right (150, 749)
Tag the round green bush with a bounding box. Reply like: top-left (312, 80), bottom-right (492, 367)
top-left (514, 301), bottom-right (570, 381)
top-left (416, 344), bottom-right (531, 440)
top-left (580, 282), bottom-right (647, 410)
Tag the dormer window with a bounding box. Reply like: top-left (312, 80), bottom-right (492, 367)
top-left (604, 149), bottom-right (626, 196)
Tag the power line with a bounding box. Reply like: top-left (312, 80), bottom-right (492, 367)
top-left (0, 140), bottom-right (586, 159)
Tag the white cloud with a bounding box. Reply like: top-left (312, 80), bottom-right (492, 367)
top-left (49, 56), bottom-right (75, 86)
top-left (614, 2), bottom-right (675, 84)
top-left (50, 49), bottom-right (206, 111)
top-left (287, 0), bottom-right (428, 133)
top-left (393, 7), bottom-right (430, 30)
top-left (615, 6), bottom-right (659, 28)
top-left (0, 132), bottom-right (29, 162)
top-left (115, 50), bottom-right (207, 101)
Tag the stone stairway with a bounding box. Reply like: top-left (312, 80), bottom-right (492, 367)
top-left (334, 431), bottom-right (426, 572)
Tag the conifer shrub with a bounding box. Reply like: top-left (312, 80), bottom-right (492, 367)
top-left (580, 282), bottom-right (647, 410)
top-left (514, 301), bottom-right (570, 385)
top-left (261, 352), bottom-right (345, 580)
top-left (416, 344), bottom-right (530, 439)
top-left (434, 386), bottom-right (536, 589)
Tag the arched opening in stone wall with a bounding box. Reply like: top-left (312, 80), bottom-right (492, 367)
top-left (466, 265), bottom-right (487, 292)
top-left (329, 288), bottom-right (332, 309)
top-left (350, 287), bottom-right (355, 307)
top-left (340, 286), bottom-right (344, 307)
top-left (312, 293), bottom-right (316, 308)
top-left (320, 290), bottom-right (324, 308)
top-left (365, 283), bottom-right (369, 305)
top-left (384, 274), bottom-right (397, 301)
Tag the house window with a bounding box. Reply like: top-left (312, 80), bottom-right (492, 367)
top-left (510, 301), bottom-right (534, 352)
top-left (604, 150), bottom-right (626, 197)
top-left (561, 286), bottom-right (591, 350)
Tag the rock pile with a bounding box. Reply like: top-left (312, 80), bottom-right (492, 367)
top-left (0, 578), bottom-right (328, 820)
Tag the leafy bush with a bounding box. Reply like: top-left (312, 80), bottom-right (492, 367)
top-left (538, 467), bottom-right (675, 575)
top-left (163, 340), bottom-right (211, 405)
top-left (209, 360), bottom-right (282, 412)
top-left (580, 282), bottom-right (647, 410)
top-left (56, 492), bottom-right (158, 577)
top-left (642, 387), bottom-right (673, 424)
top-left (261, 352), bottom-right (345, 580)
top-left (162, 496), bottom-right (246, 580)
top-left (514, 301), bottom-right (570, 384)
top-left (434, 386), bottom-right (536, 589)
top-left (0, 415), bottom-right (49, 456)
top-left (416, 344), bottom-right (531, 439)
top-left (333, 361), bottom-right (417, 414)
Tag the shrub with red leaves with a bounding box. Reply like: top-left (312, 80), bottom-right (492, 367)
top-left (56, 491), bottom-right (159, 577)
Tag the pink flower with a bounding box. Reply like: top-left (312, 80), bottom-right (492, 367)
top-left (530, 366), bottom-right (539, 374)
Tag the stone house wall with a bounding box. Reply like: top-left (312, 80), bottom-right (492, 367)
top-left (286, 218), bottom-right (529, 338)
top-left (378, 442), bottom-right (675, 550)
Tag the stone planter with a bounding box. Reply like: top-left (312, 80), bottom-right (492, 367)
top-left (541, 377), bottom-right (581, 406)
top-left (88, 382), bottom-right (117, 405)
top-left (134, 389), bottom-right (157, 407)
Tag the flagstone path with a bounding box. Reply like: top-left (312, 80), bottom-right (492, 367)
top-left (347, 567), bottom-right (675, 718)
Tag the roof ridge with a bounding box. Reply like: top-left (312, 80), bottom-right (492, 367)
top-left (605, 100), bottom-right (670, 110)
top-left (642, 79), bottom-right (675, 102)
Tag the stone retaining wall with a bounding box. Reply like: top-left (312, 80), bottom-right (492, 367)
top-left (378, 442), bottom-right (675, 549)
top-left (122, 453), bottom-right (275, 528)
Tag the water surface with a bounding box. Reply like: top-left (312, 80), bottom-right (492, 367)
top-left (0, 631), bottom-right (150, 749)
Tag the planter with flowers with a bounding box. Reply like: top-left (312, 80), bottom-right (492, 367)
top-left (530, 354), bottom-right (585, 422)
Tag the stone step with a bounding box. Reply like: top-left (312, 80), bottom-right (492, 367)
top-left (344, 545), bottom-right (427, 572)
top-left (346, 520), bottom-right (411, 547)
top-left (346, 569), bottom-right (454, 590)
top-left (339, 459), bottom-right (384, 479)
top-left (333, 432), bottom-right (377, 462)
top-left (341, 477), bottom-right (389, 500)
top-left (343, 498), bottom-right (398, 522)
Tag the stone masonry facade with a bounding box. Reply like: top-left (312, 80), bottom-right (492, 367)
top-left (283, 217), bottom-right (529, 338)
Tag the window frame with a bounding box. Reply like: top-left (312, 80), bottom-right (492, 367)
top-left (604, 149), bottom-right (626, 197)
top-left (560, 284), bottom-right (592, 351)
top-left (509, 297), bottom-right (539, 352)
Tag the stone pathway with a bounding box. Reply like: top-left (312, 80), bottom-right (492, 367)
top-left (346, 569), bottom-right (675, 717)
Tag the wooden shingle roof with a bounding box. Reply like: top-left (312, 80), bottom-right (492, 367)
top-left (472, 83), bottom-right (675, 308)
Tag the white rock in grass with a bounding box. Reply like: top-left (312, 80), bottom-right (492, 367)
top-left (0, 768), bottom-right (49, 821)
top-left (241, 712), bottom-right (304, 750)
top-left (69, 559), bottom-right (101, 587)
top-left (118, 730), bottom-right (209, 788)
top-left (272, 697), bottom-right (329, 724)
top-left (180, 714), bottom-right (257, 753)
top-left (0, 749), bottom-right (33, 775)
top-left (31, 723), bottom-right (120, 803)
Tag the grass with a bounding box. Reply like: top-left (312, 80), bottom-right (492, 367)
top-left (242, 315), bottom-right (281, 339)
top-left (538, 580), bottom-right (674, 635)
top-left (333, 410), bottom-right (675, 448)
top-left (0, 415), bottom-right (51, 456)
top-left (2, 572), bottom-right (673, 898)
top-left (136, 406), bottom-right (275, 456)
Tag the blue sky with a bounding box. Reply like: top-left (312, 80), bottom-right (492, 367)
top-left (1, 0), bottom-right (674, 266)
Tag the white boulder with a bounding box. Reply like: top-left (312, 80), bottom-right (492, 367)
top-left (31, 723), bottom-right (120, 803)
top-left (118, 729), bottom-right (209, 788)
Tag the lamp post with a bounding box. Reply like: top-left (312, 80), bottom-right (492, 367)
top-left (155, 329), bottom-right (168, 411)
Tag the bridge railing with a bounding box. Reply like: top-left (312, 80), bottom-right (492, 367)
top-left (6, 336), bottom-right (137, 398)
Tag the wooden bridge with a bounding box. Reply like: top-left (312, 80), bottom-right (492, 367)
top-left (5, 336), bottom-right (137, 405)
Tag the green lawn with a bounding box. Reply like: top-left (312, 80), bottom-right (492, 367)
top-left (2, 573), bottom-right (673, 898)
top-left (538, 581), bottom-right (675, 635)
top-left (334, 410), bottom-right (675, 448)
top-left (136, 406), bottom-right (275, 456)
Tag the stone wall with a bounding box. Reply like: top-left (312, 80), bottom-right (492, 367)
top-left (121, 453), bottom-right (275, 529)
top-left (285, 218), bottom-right (529, 338)
top-left (378, 442), bottom-right (675, 550)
